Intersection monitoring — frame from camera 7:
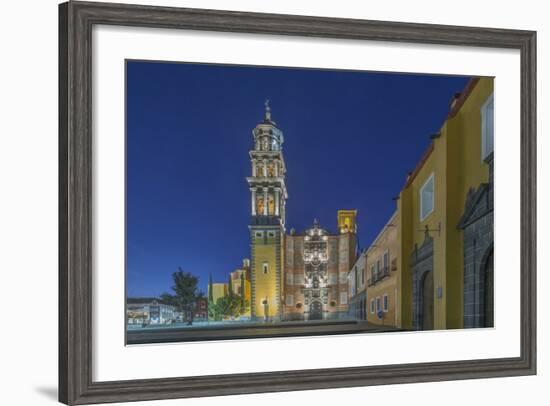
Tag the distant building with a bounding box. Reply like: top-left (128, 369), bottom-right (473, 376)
top-left (194, 297), bottom-right (208, 321)
top-left (230, 259), bottom-right (252, 319)
top-left (348, 250), bottom-right (367, 321)
top-left (126, 297), bottom-right (179, 325)
top-left (208, 283), bottom-right (228, 306)
top-left (365, 212), bottom-right (399, 328)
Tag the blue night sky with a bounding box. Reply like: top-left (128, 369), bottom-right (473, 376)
top-left (126, 60), bottom-right (470, 296)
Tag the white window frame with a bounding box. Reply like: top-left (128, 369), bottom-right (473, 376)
top-left (383, 293), bottom-right (389, 312)
top-left (376, 297), bottom-right (381, 312)
top-left (481, 92), bottom-right (494, 161)
top-left (296, 274), bottom-right (305, 285)
top-left (383, 250), bottom-right (389, 273)
top-left (340, 292), bottom-right (348, 305)
top-left (419, 172), bottom-right (435, 222)
top-left (262, 262), bottom-right (269, 274)
top-left (370, 299), bottom-right (375, 314)
top-left (286, 273), bottom-right (293, 285)
top-left (286, 294), bottom-right (294, 306)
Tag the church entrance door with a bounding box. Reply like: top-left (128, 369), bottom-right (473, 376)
top-left (310, 300), bottom-right (323, 320)
top-left (484, 250), bottom-right (494, 327)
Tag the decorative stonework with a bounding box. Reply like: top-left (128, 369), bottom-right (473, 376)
top-left (348, 291), bottom-right (367, 320)
top-left (410, 228), bottom-right (434, 330)
top-left (458, 153), bottom-right (494, 328)
top-left (302, 220), bottom-right (330, 320)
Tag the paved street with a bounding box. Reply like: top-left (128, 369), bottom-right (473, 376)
top-left (127, 319), bottom-right (403, 344)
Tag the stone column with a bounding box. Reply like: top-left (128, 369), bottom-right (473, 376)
top-left (251, 189), bottom-right (256, 215)
top-left (275, 161), bottom-right (279, 177)
top-left (263, 189), bottom-right (268, 215)
top-left (263, 159), bottom-right (268, 177)
top-left (275, 188), bottom-right (280, 216)
top-left (252, 160), bottom-right (256, 177)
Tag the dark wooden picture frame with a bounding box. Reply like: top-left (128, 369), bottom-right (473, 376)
top-left (59, 1), bottom-right (536, 404)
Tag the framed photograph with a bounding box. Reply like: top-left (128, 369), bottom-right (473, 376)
top-left (59, 1), bottom-right (536, 404)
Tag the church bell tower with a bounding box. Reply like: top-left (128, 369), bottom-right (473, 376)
top-left (247, 100), bottom-right (287, 321)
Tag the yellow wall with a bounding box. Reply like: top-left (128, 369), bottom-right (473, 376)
top-left (365, 212), bottom-right (400, 327)
top-left (230, 269), bottom-right (252, 317)
top-left (251, 228), bottom-right (283, 320)
top-left (445, 78), bottom-right (493, 328)
top-left (397, 192), bottom-right (413, 328)
top-left (367, 283), bottom-right (398, 327)
top-left (208, 283), bottom-right (227, 304)
top-left (338, 210), bottom-right (357, 234)
top-left (399, 77), bottom-right (494, 330)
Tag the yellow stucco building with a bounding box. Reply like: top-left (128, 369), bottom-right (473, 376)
top-left (208, 283), bottom-right (228, 307)
top-left (229, 260), bottom-right (252, 318)
top-left (398, 77), bottom-right (494, 330)
top-left (365, 211), bottom-right (400, 327)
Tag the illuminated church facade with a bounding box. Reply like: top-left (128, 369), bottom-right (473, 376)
top-left (247, 101), bottom-right (357, 322)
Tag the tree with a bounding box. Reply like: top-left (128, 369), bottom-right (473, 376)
top-left (208, 300), bottom-right (223, 321)
top-left (207, 273), bottom-right (214, 321)
top-left (208, 273), bottom-right (213, 302)
top-left (161, 267), bottom-right (203, 325)
top-left (208, 292), bottom-right (250, 321)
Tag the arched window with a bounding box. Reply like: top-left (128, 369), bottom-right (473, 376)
top-left (255, 163), bottom-right (263, 177)
top-left (256, 196), bottom-right (265, 215)
top-left (267, 194), bottom-right (275, 215)
top-left (267, 163), bottom-right (275, 177)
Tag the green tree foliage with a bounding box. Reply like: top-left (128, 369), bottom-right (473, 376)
top-left (207, 273), bottom-right (215, 320)
top-left (161, 267), bottom-right (204, 325)
top-left (208, 292), bottom-right (249, 321)
top-left (208, 273), bottom-right (213, 302)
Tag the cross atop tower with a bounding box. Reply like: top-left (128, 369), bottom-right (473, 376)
top-left (265, 98), bottom-right (271, 118)
top-left (264, 98), bottom-right (273, 123)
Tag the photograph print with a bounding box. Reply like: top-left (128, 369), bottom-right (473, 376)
top-left (125, 60), bottom-right (494, 344)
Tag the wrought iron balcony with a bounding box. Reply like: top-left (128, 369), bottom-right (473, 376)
top-left (367, 267), bottom-right (390, 286)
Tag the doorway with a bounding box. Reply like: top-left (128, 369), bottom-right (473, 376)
top-left (310, 300), bottom-right (323, 320)
top-left (422, 271), bottom-right (434, 330)
top-left (484, 250), bottom-right (494, 327)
